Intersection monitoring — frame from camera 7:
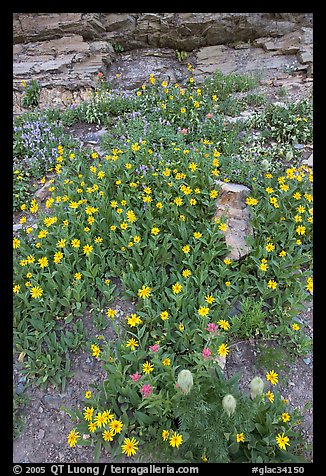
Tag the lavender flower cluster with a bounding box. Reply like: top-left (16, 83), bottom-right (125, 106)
top-left (13, 115), bottom-right (78, 177)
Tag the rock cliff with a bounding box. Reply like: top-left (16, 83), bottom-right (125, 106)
top-left (13, 13), bottom-right (313, 113)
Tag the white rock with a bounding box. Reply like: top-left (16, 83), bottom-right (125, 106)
top-left (302, 153), bottom-right (313, 168)
top-left (214, 180), bottom-right (253, 260)
top-left (13, 224), bottom-right (23, 231)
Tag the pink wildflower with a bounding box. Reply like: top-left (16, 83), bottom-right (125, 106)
top-left (140, 384), bottom-right (153, 398)
top-left (206, 322), bottom-right (219, 333)
top-left (149, 344), bottom-right (160, 353)
top-left (206, 113), bottom-right (213, 119)
top-left (202, 348), bottom-right (212, 359)
top-left (130, 371), bottom-right (142, 382)
top-left (181, 128), bottom-right (188, 135)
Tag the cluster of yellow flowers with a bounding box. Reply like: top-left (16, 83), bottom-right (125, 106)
top-left (14, 70), bottom-right (312, 462)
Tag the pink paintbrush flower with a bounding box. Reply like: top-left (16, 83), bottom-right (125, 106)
top-left (130, 371), bottom-right (142, 382)
top-left (140, 384), bottom-right (153, 398)
top-left (206, 322), bottom-right (219, 333)
top-left (149, 344), bottom-right (160, 353)
top-left (202, 348), bottom-right (212, 358)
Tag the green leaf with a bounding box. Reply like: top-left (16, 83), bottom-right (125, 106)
top-left (94, 439), bottom-right (102, 463)
top-left (77, 438), bottom-right (92, 446)
top-left (121, 353), bottom-right (138, 363)
top-left (64, 314), bottom-right (74, 324)
top-left (134, 410), bottom-right (154, 425)
top-left (229, 441), bottom-right (239, 454)
top-left (30, 319), bottom-right (45, 332)
top-left (255, 423), bottom-right (266, 436)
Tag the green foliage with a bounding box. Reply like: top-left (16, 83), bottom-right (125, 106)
top-left (175, 50), bottom-right (188, 62)
top-left (235, 136), bottom-right (304, 180)
top-left (13, 168), bottom-right (32, 211)
top-left (174, 368), bottom-right (306, 463)
top-left (112, 43), bottom-right (125, 53)
top-left (217, 96), bottom-right (247, 116)
top-left (216, 92), bottom-right (266, 117)
top-left (248, 99), bottom-right (313, 144)
top-left (244, 92), bottom-right (267, 107)
top-left (276, 86), bottom-right (288, 98)
top-left (174, 369), bottom-right (254, 462)
top-left (15, 319), bottom-right (86, 390)
top-left (202, 69), bottom-right (261, 102)
top-left (13, 68), bottom-right (313, 462)
top-left (22, 79), bottom-right (41, 109)
top-left (66, 360), bottom-right (307, 463)
top-left (59, 89), bottom-right (139, 127)
top-left (255, 344), bottom-right (292, 373)
top-left (230, 297), bottom-right (266, 339)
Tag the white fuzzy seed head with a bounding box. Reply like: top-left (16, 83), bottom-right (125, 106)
top-left (222, 394), bottom-right (237, 417)
top-left (177, 369), bottom-right (194, 394)
top-left (250, 376), bottom-right (264, 399)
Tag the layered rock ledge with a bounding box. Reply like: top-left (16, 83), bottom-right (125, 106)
top-left (13, 13), bottom-right (313, 113)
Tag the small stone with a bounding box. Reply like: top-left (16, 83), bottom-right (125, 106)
top-left (215, 355), bottom-right (226, 369)
top-left (229, 306), bottom-right (241, 318)
top-left (43, 394), bottom-right (63, 405)
top-left (16, 382), bottom-right (25, 395)
top-left (302, 153), bottom-right (313, 168)
top-left (298, 49), bottom-right (313, 64)
top-left (38, 406), bottom-right (43, 413)
top-left (35, 180), bottom-right (53, 201)
top-left (272, 101), bottom-right (287, 107)
top-left (37, 429), bottom-right (45, 440)
top-left (303, 357), bottom-right (311, 365)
